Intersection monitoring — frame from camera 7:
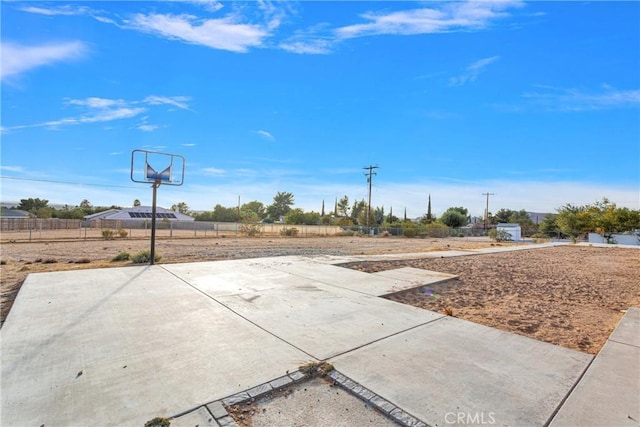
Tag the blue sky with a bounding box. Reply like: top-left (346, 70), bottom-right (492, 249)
top-left (1, 1), bottom-right (639, 218)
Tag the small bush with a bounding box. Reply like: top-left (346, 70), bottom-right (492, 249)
top-left (381, 230), bottom-right (390, 237)
top-left (111, 251), bottom-right (130, 262)
top-left (144, 417), bottom-right (171, 427)
top-left (403, 225), bottom-right (417, 238)
top-left (101, 229), bottom-right (116, 240)
top-left (131, 250), bottom-right (161, 264)
top-left (74, 258), bottom-right (91, 264)
top-left (280, 227), bottom-right (299, 237)
top-left (117, 229), bottom-right (128, 238)
top-left (240, 222), bottom-right (262, 237)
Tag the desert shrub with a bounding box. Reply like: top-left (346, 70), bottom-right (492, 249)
top-left (240, 222), bottom-right (262, 237)
top-left (144, 418), bottom-right (170, 427)
top-left (403, 224), bottom-right (417, 238)
top-left (419, 222), bottom-right (449, 238)
top-left (280, 227), bottom-right (299, 237)
top-left (489, 229), bottom-right (512, 242)
top-left (381, 230), bottom-right (390, 237)
top-left (117, 229), bottom-right (128, 238)
top-left (74, 258), bottom-right (91, 264)
top-left (101, 229), bottom-right (116, 240)
top-left (131, 250), bottom-right (161, 264)
top-left (111, 251), bottom-right (130, 262)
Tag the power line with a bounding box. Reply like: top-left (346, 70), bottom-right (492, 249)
top-left (363, 165), bottom-right (379, 233)
top-left (0, 175), bottom-right (139, 190)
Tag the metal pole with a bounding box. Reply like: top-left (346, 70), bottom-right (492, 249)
top-left (150, 181), bottom-right (159, 265)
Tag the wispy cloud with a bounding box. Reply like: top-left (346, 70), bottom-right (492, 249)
top-left (335, 1), bottom-right (524, 39)
top-left (182, 143), bottom-right (197, 147)
top-left (202, 167), bottom-right (225, 175)
top-left (137, 124), bottom-right (160, 132)
top-left (449, 56), bottom-right (500, 86)
top-left (523, 85), bottom-right (640, 111)
top-left (128, 13), bottom-right (269, 53)
top-left (1, 41), bottom-right (87, 81)
top-left (0, 165), bottom-right (25, 173)
top-left (255, 130), bottom-right (275, 141)
top-left (18, 4), bottom-right (92, 16)
top-left (4, 95), bottom-right (191, 132)
top-left (144, 95), bottom-right (191, 110)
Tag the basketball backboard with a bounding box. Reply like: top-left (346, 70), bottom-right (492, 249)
top-left (131, 149), bottom-right (185, 186)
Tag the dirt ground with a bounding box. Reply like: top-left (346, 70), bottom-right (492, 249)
top-left (1, 235), bottom-right (638, 355)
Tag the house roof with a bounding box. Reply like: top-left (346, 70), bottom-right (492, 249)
top-left (84, 206), bottom-right (194, 221)
top-left (0, 207), bottom-right (31, 218)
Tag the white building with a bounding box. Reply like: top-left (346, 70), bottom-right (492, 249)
top-left (84, 206), bottom-right (194, 222)
top-left (496, 223), bottom-right (521, 241)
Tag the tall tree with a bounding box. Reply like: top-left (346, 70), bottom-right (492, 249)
top-left (266, 191), bottom-right (294, 220)
top-left (337, 195), bottom-right (350, 217)
top-left (321, 200), bottom-right (325, 217)
top-left (171, 202), bottom-right (190, 214)
top-left (426, 194), bottom-right (434, 222)
top-left (17, 198), bottom-right (49, 214)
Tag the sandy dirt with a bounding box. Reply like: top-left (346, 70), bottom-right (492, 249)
top-left (1, 236), bottom-right (638, 356)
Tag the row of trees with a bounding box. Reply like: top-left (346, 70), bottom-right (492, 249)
top-left (10, 196), bottom-right (640, 239)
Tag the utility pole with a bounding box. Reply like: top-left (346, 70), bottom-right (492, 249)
top-left (363, 165), bottom-right (379, 235)
top-left (482, 192), bottom-right (495, 232)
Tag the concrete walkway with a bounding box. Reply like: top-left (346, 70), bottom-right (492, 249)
top-left (1, 245), bottom-right (637, 426)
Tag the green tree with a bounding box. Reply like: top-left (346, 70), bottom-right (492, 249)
top-left (351, 200), bottom-right (367, 225)
top-left (211, 204), bottom-right (239, 222)
top-left (133, 199), bottom-right (141, 207)
top-left (422, 194), bottom-right (435, 224)
top-left (242, 201), bottom-right (266, 219)
top-left (555, 204), bottom-right (591, 239)
top-left (171, 202), bottom-right (190, 214)
top-left (17, 198), bottom-right (49, 214)
top-left (266, 191), bottom-right (294, 221)
top-left (337, 195), bottom-right (350, 217)
top-left (440, 207), bottom-right (468, 228)
top-left (36, 206), bottom-right (54, 218)
top-left (538, 214), bottom-right (561, 238)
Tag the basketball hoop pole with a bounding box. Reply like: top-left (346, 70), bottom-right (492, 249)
top-left (150, 180), bottom-right (160, 265)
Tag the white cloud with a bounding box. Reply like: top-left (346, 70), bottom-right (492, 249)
top-left (523, 86), bottom-right (640, 111)
top-left (0, 165), bottom-right (25, 172)
top-left (1, 41), bottom-right (87, 81)
top-left (336, 1), bottom-right (524, 39)
top-left (182, 143), bottom-right (197, 147)
top-left (202, 167), bottom-right (225, 175)
top-left (18, 5), bottom-right (91, 16)
top-left (144, 95), bottom-right (191, 110)
top-left (449, 56), bottom-right (500, 86)
top-left (137, 124), bottom-right (160, 132)
top-left (279, 38), bottom-right (333, 55)
top-left (4, 95), bottom-right (191, 132)
top-left (129, 13), bottom-right (269, 52)
top-left (183, 1), bottom-right (224, 13)
top-left (255, 130), bottom-right (275, 140)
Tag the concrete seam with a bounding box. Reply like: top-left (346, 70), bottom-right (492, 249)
top-left (607, 338), bottom-right (640, 349)
top-left (542, 354), bottom-right (596, 427)
top-left (325, 315), bottom-right (447, 360)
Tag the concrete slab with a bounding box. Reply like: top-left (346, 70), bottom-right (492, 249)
top-left (1, 266), bottom-right (308, 427)
top-left (213, 283), bottom-right (443, 360)
top-left (330, 316), bottom-right (593, 427)
top-left (550, 308), bottom-right (640, 426)
top-left (550, 342), bottom-right (640, 427)
top-left (246, 256), bottom-right (431, 297)
top-left (171, 407), bottom-right (217, 427)
top-left (372, 267), bottom-right (457, 294)
top-left (609, 307), bottom-right (640, 347)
